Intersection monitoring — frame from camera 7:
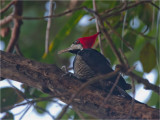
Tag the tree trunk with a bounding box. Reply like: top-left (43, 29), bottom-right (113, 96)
top-left (0, 50), bottom-right (159, 119)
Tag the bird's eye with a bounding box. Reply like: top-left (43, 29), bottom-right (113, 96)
top-left (73, 40), bottom-right (80, 44)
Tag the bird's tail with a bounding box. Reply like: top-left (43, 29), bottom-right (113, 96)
top-left (116, 85), bottom-right (143, 104)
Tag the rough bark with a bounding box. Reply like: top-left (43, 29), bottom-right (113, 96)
top-left (0, 50), bottom-right (159, 119)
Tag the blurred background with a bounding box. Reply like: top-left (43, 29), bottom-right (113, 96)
top-left (0, 0), bottom-right (159, 119)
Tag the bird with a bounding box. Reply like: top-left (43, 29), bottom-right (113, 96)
top-left (58, 32), bottom-right (132, 98)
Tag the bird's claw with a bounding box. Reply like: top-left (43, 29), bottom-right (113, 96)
top-left (61, 65), bottom-right (68, 73)
top-left (61, 72), bottom-right (76, 78)
top-left (60, 65), bottom-right (77, 79)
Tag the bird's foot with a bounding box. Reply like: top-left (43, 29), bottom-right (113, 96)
top-left (61, 72), bottom-right (77, 79)
top-left (61, 65), bottom-right (68, 73)
top-left (60, 65), bottom-right (75, 78)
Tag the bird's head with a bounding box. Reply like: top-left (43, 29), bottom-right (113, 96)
top-left (58, 32), bottom-right (100, 54)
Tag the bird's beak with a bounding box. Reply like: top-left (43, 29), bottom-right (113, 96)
top-left (58, 47), bottom-right (71, 54)
top-left (58, 44), bottom-right (83, 54)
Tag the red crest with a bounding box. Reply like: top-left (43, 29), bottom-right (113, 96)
top-left (78, 32), bottom-right (100, 49)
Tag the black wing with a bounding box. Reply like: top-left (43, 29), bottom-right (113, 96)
top-left (78, 49), bottom-right (112, 74)
top-left (78, 49), bottom-right (131, 90)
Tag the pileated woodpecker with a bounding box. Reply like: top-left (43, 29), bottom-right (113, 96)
top-left (58, 32), bottom-right (131, 97)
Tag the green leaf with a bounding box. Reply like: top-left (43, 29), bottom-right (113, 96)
top-left (23, 86), bottom-right (44, 98)
top-left (1, 87), bottom-right (19, 109)
top-left (35, 94), bottom-right (49, 114)
top-left (140, 42), bottom-right (156, 73)
top-left (121, 29), bottom-right (137, 52)
top-left (61, 109), bottom-right (75, 119)
top-left (147, 76), bottom-right (160, 109)
top-left (147, 91), bottom-right (160, 109)
top-left (36, 101), bottom-right (49, 114)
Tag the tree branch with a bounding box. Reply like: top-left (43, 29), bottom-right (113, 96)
top-left (0, 0), bottom-right (16, 14)
top-left (102, 1), bottom-right (151, 20)
top-left (92, 0), bottom-right (104, 55)
top-left (127, 72), bottom-right (160, 95)
top-left (45, 0), bottom-right (54, 54)
top-left (0, 50), bottom-right (159, 119)
top-left (0, 13), bottom-right (13, 26)
top-left (16, 6), bottom-right (84, 20)
top-left (6, 0), bottom-right (23, 52)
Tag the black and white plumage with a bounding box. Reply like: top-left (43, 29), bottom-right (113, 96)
top-left (58, 33), bottom-right (132, 98)
top-left (72, 49), bottom-right (131, 92)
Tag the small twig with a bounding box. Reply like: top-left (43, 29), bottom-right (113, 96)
top-left (1, 95), bottom-right (61, 112)
top-left (6, 0), bottom-right (23, 52)
top-left (16, 6), bottom-right (84, 20)
top-left (128, 72), bottom-right (160, 95)
top-left (127, 77), bottom-right (135, 119)
top-left (45, 0), bottom-right (54, 54)
top-left (19, 103), bottom-right (33, 120)
top-left (0, 0), bottom-right (15, 14)
top-left (119, 48), bottom-right (129, 68)
top-left (103, 74), bottom-right (121, 104)
top-left (105, 21), bottom-right (133, 51)
top-left (0, 14), bottom-right (13, 26)
top-left (92, 0), bottom-right (104, 55)
top-left (93, 37), bottom-right (105, 49)
top-left (89, 1), bottom-right (131, 21)
top-left (103, 1), bottom-right (151, 20)
top-left (128, 27), bottom-right (155, 40)
top-left (5, 79), bottom-right (32, 117)
top-left (73, 107), bottom-right (85, 120)
top-left (121, 8), bottom-right (128, 50)
top-left (150, 1), bottom-right (160, 10)
top-left (99, 21), bottom-right (125, 65)
top-left (103, 3), bottom-right (125, 15)
top-left (14, 104), bottom-right (32, 116)
top-left (6, 79), bottom-right (30, 106)
top-left (6, 18), bottom-right (21, 52)
top-left (56, 68), bottom-right (121, 120)
top-left (118, 48), bottom-right (136, 119)
top-left (151, 1), bottom-right (155, 30)
top-left (118, 48), bottom-right (136, 120)
top-left (15, 43), bottom-right (23, 56)
top-left (34, 105), bottom-right (55, 120)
